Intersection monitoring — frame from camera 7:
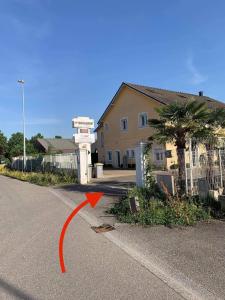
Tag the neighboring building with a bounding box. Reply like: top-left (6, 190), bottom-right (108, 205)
top-left (95, 82), bottom-right (225, 168)
top-left (37, 138), bottom-right (77, 154)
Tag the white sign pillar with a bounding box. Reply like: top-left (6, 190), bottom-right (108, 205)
top-left (76, 146), bottom-right (88, 184)
top-left (72, 116), bottom-right (95, 184)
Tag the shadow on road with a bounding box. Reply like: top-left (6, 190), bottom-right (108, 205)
top-left (56, 183), bottom-right (129, 197)
top-left (0, 277), bottom-right (37, 300)
top-left (91, 180), bottom-right (135, 187)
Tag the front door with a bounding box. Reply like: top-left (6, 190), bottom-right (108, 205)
top-left (114, 151), bottom-right (121, 168)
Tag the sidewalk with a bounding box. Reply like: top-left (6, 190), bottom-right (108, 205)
top-left (54, 182), bottom-right (225, 300)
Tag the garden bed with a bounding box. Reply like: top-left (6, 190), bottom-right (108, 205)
top-left (0, 167), bottom-right (77, 186)
top-left (108, 187), bottom-right (211, 226)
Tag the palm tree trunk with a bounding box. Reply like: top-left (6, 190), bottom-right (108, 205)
top-left (176, 147), bottom-right (186, 196)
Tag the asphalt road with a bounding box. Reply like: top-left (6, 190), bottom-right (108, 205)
top-left (0, 175), bottom-right (182, 300)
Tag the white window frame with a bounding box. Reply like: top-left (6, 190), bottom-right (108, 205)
top-left (138, 112), bottom-right (148, 128)
top-left (126, 149), bottom-right (135, 158)
top-left (106, 150), bottom-right (112, 162)
top-left (154, 149), bottom-right (164, 162)
top-left (120, 117), bottom-right (128, 131)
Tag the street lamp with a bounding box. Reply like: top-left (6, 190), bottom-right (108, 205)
top-left (18, 80), bottom-right (26, 171)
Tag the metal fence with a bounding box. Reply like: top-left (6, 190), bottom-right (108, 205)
top-left (136, 140), bottom-right (225, 198)
top-left (11, 153), bottom-right (78, 174)
top-left (170, 149), bottom-right (225, 197)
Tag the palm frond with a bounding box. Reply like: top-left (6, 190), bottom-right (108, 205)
top-left (149, 98), bottom-right (216, 145)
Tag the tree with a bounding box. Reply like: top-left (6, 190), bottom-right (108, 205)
top-left (148, 100), bottom-right (217, 195)
top-left (30, 133), bottom-right (43, 144)
top-left (55, 135), bottom-right (62, 139)
top-left (29, 133), bottom-right (44, 154)
top-left (26, 141), bottom-right (36, 155)
top-left (7, 132), bottom-right (24, 158)
top-left (0, 130), bottom-right (8, 159)
top-left (6, 132), bottom-right (45, 159)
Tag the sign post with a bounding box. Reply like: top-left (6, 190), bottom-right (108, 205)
top-left (72, 116), bottom-right (95, 184)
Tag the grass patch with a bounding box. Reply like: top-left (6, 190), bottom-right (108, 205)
top-left (0, 167), bottom-right (77, 186)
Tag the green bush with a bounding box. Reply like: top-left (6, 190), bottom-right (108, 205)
top-left (0, 168), bottom-right (77, 186)
top-left (170, 163), bottom-right (178, 170)
top-left (109, 187), bottom-right (210, 226)
top-left (192, 194), bottom-right (223, 218)
top-left (164, 199), bottom-right (209, 226)
top-left (109, 196), bottom-right (131, 216)
top-left (137, 200), bottom-right (166, 225)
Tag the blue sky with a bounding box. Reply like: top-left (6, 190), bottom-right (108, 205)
top-left (1, 0), bottom-right (225, 138)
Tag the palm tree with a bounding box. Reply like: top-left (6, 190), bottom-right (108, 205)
top-left (148, 100), bottom-right (214, 195)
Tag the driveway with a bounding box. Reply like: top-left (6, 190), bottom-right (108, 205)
top-left (0, 175), bottom-right (181, 300)
top-left (91, 169), bottom-right (136, 187)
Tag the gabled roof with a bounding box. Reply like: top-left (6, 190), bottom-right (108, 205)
top-left (37, 138), bottom-right (76, 152)
top-left (96, 82), bottom-right (225, 127)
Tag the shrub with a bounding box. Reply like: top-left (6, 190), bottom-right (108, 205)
top-left (0, 164), bottom-right (5, 171)
top-left (109, 187), bottom-right (210, 226)
top-left (164, 199), bottom-right (209, 226)
top-left (170, 163), bottom-right (178, 170)
top-left (192, 194), bottom-right (224, 218)
top-left (0, 168), bottom-right (77, 186)
top-left (109, 196), bottom-right (131, 216)
top-left (128, 186), bottom-right (166, 208)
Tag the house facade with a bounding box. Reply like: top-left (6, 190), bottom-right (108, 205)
top-left (96, 82), bottom-right (225, 169)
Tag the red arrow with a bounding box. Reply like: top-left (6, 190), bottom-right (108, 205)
top-left (59, 192), bottom-right (104, 273)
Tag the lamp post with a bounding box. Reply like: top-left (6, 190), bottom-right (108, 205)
top-left (18, 80), bottom-right (26, 171)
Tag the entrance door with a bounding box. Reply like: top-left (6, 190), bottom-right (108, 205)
top-left (114, 151), bottom-right (121, 168)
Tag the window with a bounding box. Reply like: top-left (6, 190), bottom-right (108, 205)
top-left (156, 153), bottom-right (163, 161)
top-left (121, 118), bottom-right (128, 131)
top-left (154, 150), bottom-right (164, 161)
top-left (165, 150), bottom-right (172, 158)
top-left (107, 151), bottom-right (112, 161)
top-left (139, 112), bottom-right (148, 128)
top-left (126, 149), bottom-right (135, 158)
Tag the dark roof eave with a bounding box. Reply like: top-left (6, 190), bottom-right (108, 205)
top-left (124, 82), bottom-right (168, 106)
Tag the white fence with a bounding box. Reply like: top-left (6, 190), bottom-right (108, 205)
top-left (169, 149), bottom-right (225, 196)
top-left (11, 153), bottom-right (78, 174)
top-left (136, 142), bottom-right (225, 197)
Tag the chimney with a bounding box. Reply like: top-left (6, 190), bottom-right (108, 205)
top-left (199, 91), bottom-right (203, 96)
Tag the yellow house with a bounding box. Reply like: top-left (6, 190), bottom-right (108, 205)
top-left (95, 82), bottom-right (225, 169)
